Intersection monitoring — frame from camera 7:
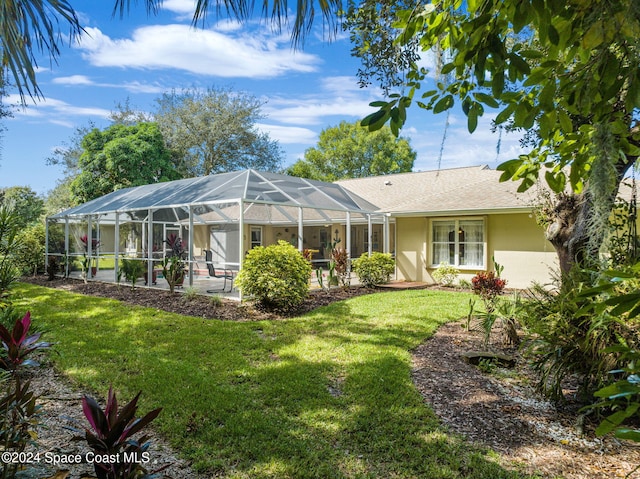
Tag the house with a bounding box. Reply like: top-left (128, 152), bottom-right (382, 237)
top-left (46, 166), bottom-right (557, 290)
top-left (338, 165), bottom-right (557, 289)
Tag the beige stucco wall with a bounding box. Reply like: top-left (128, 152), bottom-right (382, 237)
top-left (487, 213), bottom-right (557, 289)
top-left (395, 212), bottom-right (558, 289)
top-left (395, 217), bottom-right (429, 283)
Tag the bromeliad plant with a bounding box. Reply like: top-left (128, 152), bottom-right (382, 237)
top-left (82, 387), bottom-right (163, 479)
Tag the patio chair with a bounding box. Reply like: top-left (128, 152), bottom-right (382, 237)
top-left (205, 249), bottom-right (234, 293)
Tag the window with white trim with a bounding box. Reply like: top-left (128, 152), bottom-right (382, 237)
top-left (432, 219), bottom-right (485, 268)
top-left (250, 226), bottom-right (262, 249)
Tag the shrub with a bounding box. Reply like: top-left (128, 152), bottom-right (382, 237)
top-left (520, 268), bottom-right (640, 401)
top-left (432, 263), bottom-right (459, 287)
top-left (14, 223), bottom-right (46, 276)
top-left (351, 252), bottom-right (395, 287)
top-left (235, 240), bottom-right (312, 312)
top-left (120, 259), bottom-right (145, 291)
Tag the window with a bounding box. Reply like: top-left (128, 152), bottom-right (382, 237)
top-left (250, 226), bottom-right (262, 249)
top-left (432, 219), bottom-right (484, 268)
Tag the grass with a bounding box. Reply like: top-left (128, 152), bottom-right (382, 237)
top-left (12, 283), bottom-right (534, 478)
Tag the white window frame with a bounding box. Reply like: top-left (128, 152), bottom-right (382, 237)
top-left (430, 217), bottom-right (486, 269)
top-left (250, 226), bottom-right (263, 249)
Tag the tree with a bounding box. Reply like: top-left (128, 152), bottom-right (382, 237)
top-left (0, 186), bottom-right (44, 229)
top-left (70, 122), bottom-right (182, 203)
top-left (349, 0), bottom-right (640, 274)
top-left (286, 121), bottom-right (415, 181)
top-left (154, 87), bottom-right (283, 176)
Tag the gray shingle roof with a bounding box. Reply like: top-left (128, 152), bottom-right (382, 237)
top-left (336, 165), bottom-right (537, 215)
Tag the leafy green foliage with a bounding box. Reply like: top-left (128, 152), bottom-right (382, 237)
top-left (349, 0), bottom-right (640, 272)
top-left (235, 240), bottom-right (311, 312)
top-left (0, 186), bottom-right (44, 229)
top-left (14, 223), bottom-right (46, 276)
top-left (154, 87), bottom-right (283, 176)
top-left (70, 122), bottom-right (182, 203)
top-left (521, 268), bottom-right (639, 401)
top-left (352, 252), bottom-right (395, 287)
top-left (352, 0), bottom-right (640, 189)
top-left (0, 0), bottom-right (82, 100)
top-left (285, 120), bottom-right (415, 181)
top-left (82, 387), bottom-right (162, 479)
top-left (588, 347), bottom-right (640, 442)
top-left (0, 207), bottom-right (20, 306)
top-left (120, 259), bottom-right (146, 291)
top-left (432, 263), bottom-right (459, 287)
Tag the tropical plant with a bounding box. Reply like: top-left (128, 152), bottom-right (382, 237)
top-left (520, 268), bottom-right (639, 402)
top-left (235, 240), bottom-right (311, 312)
top-left (432, 263), bottom-right (459, 287)
top-left (80, 233), bottom-right (101, 281)
top-left (0, 377), bottom-right (40, 479)
top-left (162, 234), bottom-right (187, 294)
top-left (331, 247), bottom-right (350, 287)
top-left (587, 346), bottom-right (640, 444)
top-left (351, 252), bottom-right (395, 288)
top-left (82, 387), bottom-right (162, 479)
top-left (0, 311), bottom-right (52, 371)
top-left (0, 207), bottom-right (20, 306)
top-left (120, 259), bottom-right (146, 291)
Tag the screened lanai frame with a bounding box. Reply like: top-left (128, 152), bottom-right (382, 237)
top-left (45, 170), bottom-right (392, 294)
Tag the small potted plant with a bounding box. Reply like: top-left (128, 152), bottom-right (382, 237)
top-left (162, 233), bottom-right (187, 293)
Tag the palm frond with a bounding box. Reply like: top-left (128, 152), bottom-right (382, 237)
top-left (0, 0), bottom-right (82, 101)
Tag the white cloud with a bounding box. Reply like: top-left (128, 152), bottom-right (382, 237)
top-left (75, 25), bottom-right (320, 78)
top-left (256, 123), bottom-right (317, 144)
top-left (6, 94), bottom-right (111, 123)
top-left (161, 0), bottom-right (197, 15)
top-left (52, 75), bottom-right (94, 85)
top-left (51, 74), bottom-right (164, 94)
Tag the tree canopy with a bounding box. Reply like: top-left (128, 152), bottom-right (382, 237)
top-left (286, 121), bottom-right (415, 181)
top-left (70, 122), bottom-right (182, 203)
top-left (0, 186), bottom-right (44, 229)
top-left (348, 0), bottom-right (640, 272)
top-left (154, 87), bottom-right (283, 176)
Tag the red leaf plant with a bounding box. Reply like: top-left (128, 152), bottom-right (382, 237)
top-left (82, 386), bottom-right (163, 479)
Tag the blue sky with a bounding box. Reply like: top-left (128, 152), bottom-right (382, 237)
top-left (1, 0), bottom-right (525, 195)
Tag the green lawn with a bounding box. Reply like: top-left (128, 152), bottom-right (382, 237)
top-left (12, 283), bottom-right (535, 479)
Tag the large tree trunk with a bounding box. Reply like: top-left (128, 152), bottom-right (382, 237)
top-left (545, 156), bottom-right (635, 276)
top-left (545, 193), bottom-right (595, 275)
